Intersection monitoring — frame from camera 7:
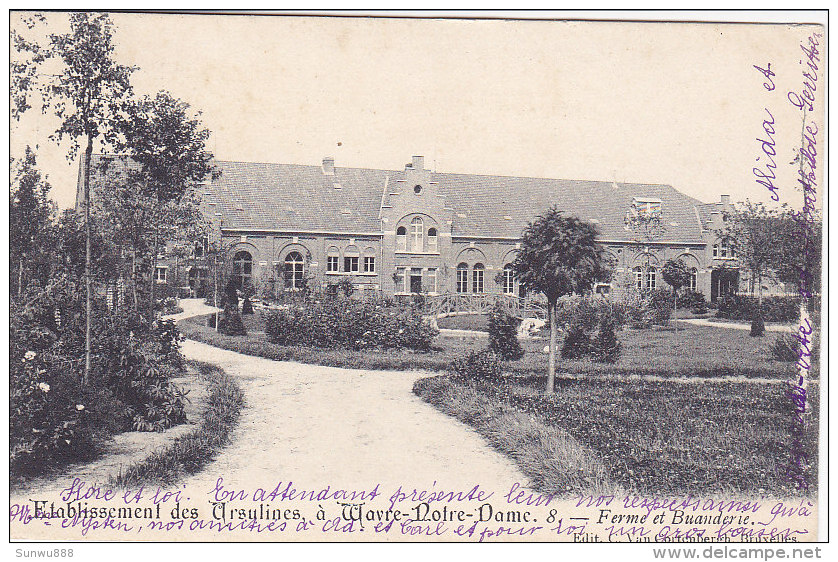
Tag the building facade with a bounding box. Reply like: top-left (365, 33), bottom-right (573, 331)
top-left (84, 154), bottom-right (748, 302)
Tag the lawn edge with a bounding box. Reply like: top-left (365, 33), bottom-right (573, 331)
top-left (109, 360), bottom-right (245, 488)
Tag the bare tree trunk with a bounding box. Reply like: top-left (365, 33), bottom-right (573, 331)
top-left (148, 210), bottom-right (160, 324)
top-left (547, 298), bottom-right (557, 394)
top-left (673, 291), bottom-right (678, 332)
top-left (83, 136), bottom-right (93, 385)
top-left (131, 248), bottom-right (139, 309)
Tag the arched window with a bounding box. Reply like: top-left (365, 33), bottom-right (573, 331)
top-left (396, 226), bottom-right (407, 251)
top-left (343, 246), bottom-right (360, 273)
top-left (427, 227), bottom-right (438, 251)
top-left (472, 263), bottom-right (485, 293)
top-left (284, 251), bottom-right (305, 290)
top-left (502, 264), bottom-right (515, 295)
top-left (232, 251), bottom-right (253, 289)
top-left (410, 217), bottom-right (423, 252)
top-left (647, 266), bottom-right (657, 290)
top-left (326, 246), bottom-right (340, 272)
top-left (689, 267), bottom-right (698, 292)
top-left (456, 263), bottom-right (469, 293)
top-left (363, 247), bottom-right (376, 273)
top-left (633, 266), bottom-right (643, 291)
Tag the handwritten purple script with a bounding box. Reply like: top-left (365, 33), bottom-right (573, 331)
top-left (10, 479), bottom-right (814, 542)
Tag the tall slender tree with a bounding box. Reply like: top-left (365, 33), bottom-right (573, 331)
top-left (12, 12), bottom-right (135, 383)
top-left (512, 207), bottom-right (607, 393)
top-left (10, 146), bottom-right (56, 297)
top-left (119, 91), bottom-right (215, 321)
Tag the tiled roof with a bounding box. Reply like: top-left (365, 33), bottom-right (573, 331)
top-left (88, 155), bottom-right (709, 244)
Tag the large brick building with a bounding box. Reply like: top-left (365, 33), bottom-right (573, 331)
top-left (83, 154), bottom-right (746, 302)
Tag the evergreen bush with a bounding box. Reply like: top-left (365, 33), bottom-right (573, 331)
top-left (488, 304), bottom-right (524, 360)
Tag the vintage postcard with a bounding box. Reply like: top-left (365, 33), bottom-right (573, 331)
top-left (8, 10), bottom-right (826, 552)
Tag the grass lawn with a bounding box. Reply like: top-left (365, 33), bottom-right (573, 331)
top-left (179, 312), bottom-right (811, 380)
top-left (414, 374), bottom-right (819, 497)
top-left (437, 313), bottom-right (490, 332)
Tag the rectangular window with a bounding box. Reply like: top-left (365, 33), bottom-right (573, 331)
top-left (397, 232), bottom-right (407, 252)
top-left (344, 256), bottom-right (359, 273)
top-left (427, 268), bottom-right (437, 294)
top-left (472, 268), bottom-right (484, 293)
top-left (363, 256), bottom-right (375, 273)
top-left (155, 266), bottom-right (167, 284)
top-left (689, 269), bottom-right (697, 292)
top-left (327, 256), bottom-right (339, 272)
top-left (456, 268), bottom-right (469, 293)
top-left (395, 267), bottom-right (406, 293)
top-left (647, 269), bottom-right (656, 290)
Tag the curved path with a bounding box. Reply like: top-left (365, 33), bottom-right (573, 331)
top-left (177, 339), bottom-right (527, 496)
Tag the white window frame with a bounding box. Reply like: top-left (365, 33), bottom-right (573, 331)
top-left (427, 268), bottom-right (438, 294)
top-left (344, 256), bottom-right (359, 273)
top-left (502, 265), bottom-right (515, 295)
top-left (396, 227), bottom-right (407, 251)
top-left (427, 228), bottom-right (438, 252)
top-left (472, 264), bottom-right (485, 294)
top-left (155, 266), bottom-right (168, 284)
top-left (394, 267), bottom-right (407, 293)
top-left (410, 217), bottom-right (423, 252)
top-left (456, 264), bottom-right (469, 293)
top-left (363, 256), bottom-right (375, 273)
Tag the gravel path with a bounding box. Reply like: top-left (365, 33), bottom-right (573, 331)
top-left (177, 339), bottom-right (527, 494)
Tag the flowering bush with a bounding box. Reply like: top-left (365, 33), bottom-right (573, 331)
top-left (264, 297), bottom-right (438, 351)
top-left (10, 276), bottom-right (188, 476)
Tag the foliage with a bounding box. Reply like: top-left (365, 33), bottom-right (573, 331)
top-left (10, 278), bottom-right (188, 476)
top-left (716, 295), bottom-right (807, 323)
top-left (111, 362), bottom-right (244, 487)
top-left (449, 350), bottom-right (503, 380)
top-left (10, 147), bottom-right (55, 297)
top-left (592, 315), bottom-right (622, 363)
top-left (218, 305), bottom-right (248, 336)
top-left (487, 304), bottom-right (524, 360)
top-left (264, 297), bottom-right (438, 351)
top-left (511, 207), bottom-right (609, 391)
top-left (751, 314), bottom-right (766, 337)
top-left (560, 326), bottom-right (592, 359)
top-left (661, 258), bottom-right (691, 292)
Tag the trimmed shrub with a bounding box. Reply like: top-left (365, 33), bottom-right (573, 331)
top-left (218, 305), bottom-right (247, 336)
top-left (488, 304), bottom-right (524, 360)
top-left (241, 296), bottom-right (253, 315)
top-left (646, 289), bottom-right (673, 326)
top-left (264, 297), bottom-right (438, 351)
top-left (717, 295), bottom-right (810, 323)
top-left (592, 315), bottom-right (622, 363)
top-left (751, 314), bottom-right (765, 337)
top-left (450, 350), bottom-right (503, 380)
top-left (561, 325), bottom-right (592, 359)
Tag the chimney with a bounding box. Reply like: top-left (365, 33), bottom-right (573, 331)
top-left (720, 194), bottom-right (730, 208)
top-left (412, 155), bottom-right (424, 170)
top-left (322, 156), bottom-right (335, 176)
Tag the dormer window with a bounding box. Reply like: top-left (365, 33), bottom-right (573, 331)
top-left (631, 197), bottom-right (662, 219)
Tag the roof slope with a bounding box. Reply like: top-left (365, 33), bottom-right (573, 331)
top-left (88, 155), bottom-right (708, 243)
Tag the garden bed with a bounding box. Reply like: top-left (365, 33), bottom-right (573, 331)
top-left (436, 313), bottom-right (490, 332)
top-left (179, 313), bottom-right (810, 380)
top-left (414, 375), bottom-right (819, 497)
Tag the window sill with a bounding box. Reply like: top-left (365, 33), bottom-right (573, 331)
top-left (326, 271), bottom-right (377, 276)
top-left (395, 251), bottom-right (441, 256)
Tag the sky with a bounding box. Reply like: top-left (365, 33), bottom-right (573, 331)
top-left (10, 12), bottom-right (826, 211)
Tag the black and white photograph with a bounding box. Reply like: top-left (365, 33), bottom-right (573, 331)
top-left (8, 9), bottom-right (826, 551)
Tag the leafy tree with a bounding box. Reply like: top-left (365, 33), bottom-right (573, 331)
top-left (119, 91), bottom-right (214, 321)
top-left (13, 12), bottom-right (135, 383)
top-left (10, 146), bottom-right (55, 298)
top-left (720, 201), bottom-right (785, 309)
top-left (776, 205), bottom-right (822, 298)
top-left (661, 258), bottom-right (691, 331)
top-left (624, 198), bottom-right (666, 293)
top-left (512, 207), bottom-right (607, 393)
